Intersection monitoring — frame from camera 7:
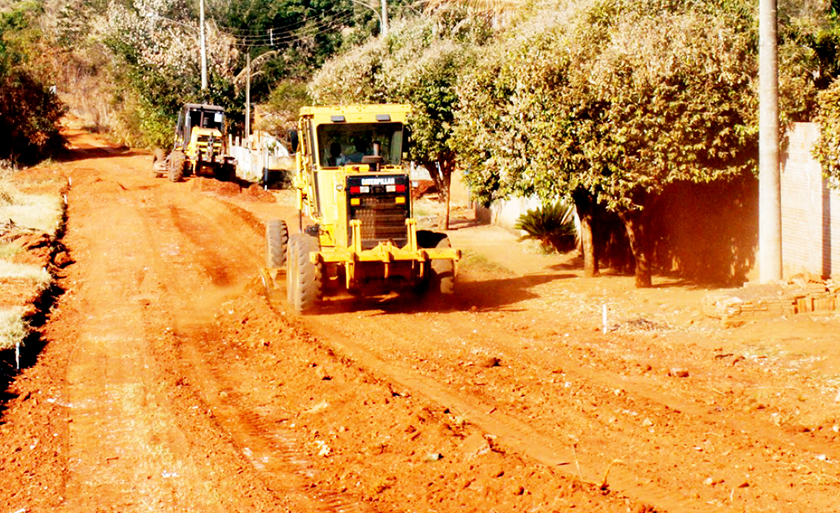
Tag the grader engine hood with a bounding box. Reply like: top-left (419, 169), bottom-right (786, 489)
top-left (346, 174), bottom-right (410, 250)
top-left (190, 128), bottom-right (223, 160)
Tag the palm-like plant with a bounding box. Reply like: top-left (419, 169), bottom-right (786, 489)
top-left (514, 202), bottom-right (578, 253)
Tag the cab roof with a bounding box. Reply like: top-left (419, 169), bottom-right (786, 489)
top-left (183, 103), bottom-right (225, 113)
top-left (299, 104), bottom-right (411, 124)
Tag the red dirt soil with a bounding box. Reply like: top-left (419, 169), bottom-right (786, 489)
top-left (1, 128), bottom-right (839, 512)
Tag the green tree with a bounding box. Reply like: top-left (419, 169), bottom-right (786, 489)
top-left (454, 0), bottom-right (758, 287)
top-left (0, 1), bottom-right (65, 164)
top-left (95, 0), bottom-right (241, 146)
top-left (813, 77), bottom-right (840, 184)
top-left (309, 15), bottom-right (484, 228)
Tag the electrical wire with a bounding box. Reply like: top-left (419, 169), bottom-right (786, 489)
top-left (214, 5), bottom-right (356, 36)
top-left (226, 11), bottom-right (358, 47)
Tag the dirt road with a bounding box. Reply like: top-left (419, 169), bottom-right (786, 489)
top-left (1, 130), bottom-right (839, 512)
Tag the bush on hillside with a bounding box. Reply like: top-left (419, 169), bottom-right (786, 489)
top-left (0, 71), bottom-right (65, 165)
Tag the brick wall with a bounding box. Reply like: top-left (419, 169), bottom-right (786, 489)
top-left (781, 123), bottom-right (839, 278)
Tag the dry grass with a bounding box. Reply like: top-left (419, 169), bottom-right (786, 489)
top-left (0, 173), bottom-right (62, 353)
top-left (0, 177), bottom-right (64, 236)
top-left (0, 242), bottom-right (22, 259)
top-left (0, 307), bottom-right (26, 351)
top-left (0, 260), bottom-right (51, 289)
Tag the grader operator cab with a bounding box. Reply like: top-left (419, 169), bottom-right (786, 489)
top-left (152, 103), bottom-right (236, 182)
top-left (261, 104), bottom-right (460, 314)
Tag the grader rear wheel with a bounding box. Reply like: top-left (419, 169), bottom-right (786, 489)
top-left (286, 233), bottom-right (322, 314)
top-left (168, 150), bottom-right (186, 182)
top-left (266, 219), bottom-right (288, 269)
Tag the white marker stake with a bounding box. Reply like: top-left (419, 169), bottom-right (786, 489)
top-left (15, 341), bottom-right (20, 370)
top-left (602, 304), bottom-right (607, 334)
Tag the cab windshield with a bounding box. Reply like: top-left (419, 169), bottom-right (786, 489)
top-left (317, 122), bottom-right (404, 168)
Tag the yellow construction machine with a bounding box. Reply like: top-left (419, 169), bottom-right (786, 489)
top-left (152, 103), bottom-right (236, 182)
top-left (262, 104), bottom-right (460, 314)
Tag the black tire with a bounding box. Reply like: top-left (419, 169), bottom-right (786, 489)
top-left (266, 219), bottom-right (288, 269)
top-left (151, 148), bottom-right (166, 177)
top-left (286, 233), bottom-right (322, 314)
top-left (431, 236), bottom-right (455, 295)
top-left (169, 151), bottom-right (186, 182)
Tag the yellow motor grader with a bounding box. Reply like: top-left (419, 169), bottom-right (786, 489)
top-left (262, 104), bottom-right (460, 314)
top-left (152, 103), bottom-right (236, 182)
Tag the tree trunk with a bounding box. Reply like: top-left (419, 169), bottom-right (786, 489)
top-left (424, 157), bottom-right (454, 230)
top-left (572, 188), bottom-right (599, 277)
top-left (618, 209), bottom-right (652, 288)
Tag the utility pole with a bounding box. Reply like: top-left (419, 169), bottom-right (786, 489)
top-left (245, 53), bottom-right (251, 144)
top-left (380, 0), bottom-right (388, 36)
top-left (200, 0), bottom-right (208, 91)
top-left (759, 0), bottom-right (782, 282)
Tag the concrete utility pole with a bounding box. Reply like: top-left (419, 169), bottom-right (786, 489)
top-left (200, 0), bottom-right (208, 90)
top-left (380, 0), bottom-right (389, 36)
top-left (350, 0), bottom-right (387, 35)
top-left (245, 53), bottom-right (251, 144)
top-left (759, 0), bottom-right (782, 282)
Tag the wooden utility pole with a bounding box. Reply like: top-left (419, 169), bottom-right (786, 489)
top-left (759, 0), bottom-right (781, 282)
top-left (200, 0), bottom-right (208, 90)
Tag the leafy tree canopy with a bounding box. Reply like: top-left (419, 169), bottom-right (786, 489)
top-left (0, 1), bottom-right (65, 164)
top-left (308, 12), bottom-right (490, 222)
top-left (455, 0), bottom-right (759, 210)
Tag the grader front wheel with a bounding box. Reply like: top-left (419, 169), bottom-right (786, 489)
top-left (151, 148), bottom-right (166, 177)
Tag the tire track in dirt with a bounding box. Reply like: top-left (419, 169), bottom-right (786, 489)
top-left (135, 181), bottom-right (374, 513)
top-left (298, 310), bottom-right (734, 513)
top-left (60, 174), bottom-right (270, 512)
top-left (292, 286), bottom-right (837, 513)
top-left (219, 188), bottom-right (840, 512)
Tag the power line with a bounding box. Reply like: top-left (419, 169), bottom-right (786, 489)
top-left (211, 3), bottom-right (379, 41)
top-left (230, 12), bottom-right (357, 48)
top-left (214, 5), bottom-right (357, 36)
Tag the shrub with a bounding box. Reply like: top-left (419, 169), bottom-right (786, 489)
top-left (0, 307), bottom-right (26, 351)
top-left (514, 202), bottom-right (577, 253)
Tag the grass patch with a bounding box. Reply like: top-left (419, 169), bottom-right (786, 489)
top-left (0, 307), bottom-right (26, 351)
top-left (0, 242), bottom-right (22, 259)
top-left (459, 250), bottom-right (515, 276)
top-left (0, 174), bottom-right (64, 236)
top-left (0, 260), bottom-right (51, 289)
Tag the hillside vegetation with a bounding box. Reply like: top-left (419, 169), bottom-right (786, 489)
top-left (4, 0), bottom-right (840, 285)
top-left (0, 1), bottom-right (65, 166)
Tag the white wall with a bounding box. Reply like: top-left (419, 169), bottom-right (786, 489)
top-left (781, 122), bottom-right (840, 278)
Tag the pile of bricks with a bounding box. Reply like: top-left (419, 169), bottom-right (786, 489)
top-left (702, 274), bottom-right (838, 324)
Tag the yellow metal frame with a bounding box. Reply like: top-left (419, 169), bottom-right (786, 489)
top-left (311, 219), bottom-right (461, 288)
top-left (187, 127), bottom-right (223, 162)
top-left (288, 103), bottom-right (460, 290)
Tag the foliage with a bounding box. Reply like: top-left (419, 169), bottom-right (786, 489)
top-left (458, 0), bottom-right (758, 207)
top-left (514, 202), bottom-right (577, 253)
top-left (309, 14), bottom-right (486, 219)
top-left (263, 79), bottom-right (311, 137)
top-left (0, 2), bottom-right (65, 164)
top-left (206, 0), bottom-right (417, 112)
top-left (813, 76), bottom-right (840, 185)
top-left (0, 307), bottom-right (26, 352)
top-left (454, 0), bottom-right (759, 285)
top-left (777, 0), bottom-right (840, 123)
top-left (93, 0), bottom-right (241, 147)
